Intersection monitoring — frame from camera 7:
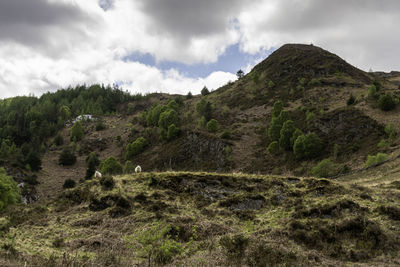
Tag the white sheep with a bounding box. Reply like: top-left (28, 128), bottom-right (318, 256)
top-left (94, 171), bottom-right (102, 178)
top-left (135, 165), bottom-right (142, 173)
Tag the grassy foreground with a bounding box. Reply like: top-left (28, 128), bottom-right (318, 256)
top-left (1, 171), bottom-right (400, 266)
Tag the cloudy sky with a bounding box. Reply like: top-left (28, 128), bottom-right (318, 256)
top-left (0, 0), bottom-right (399, 98)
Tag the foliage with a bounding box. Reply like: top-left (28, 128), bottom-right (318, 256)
top-left (124, 160), bottom-right (135, 174)
top-left (385, 123), bottom-right (397, 140)
top-left (197, 116), bottom-right (207, 129)
top-left (59, 147), bottom-right (76, 166)
top-left (377, 139), bottom-right (388, 149)
top-left (364, 153), bottom-right (387, 167)
top-left (311, 159), bottom-right (340, 178)
top-left (25, 151), bottom-right (42, 171)
top-left (95, 119), bottom-right (106, 131)
top-left (347, 94), bottom-right (356, 106)
top-left (220, 234), bottom-right (249, 266)
top-left (85, 152), bottom-right (100, 179)
top-left (158, 109), bottom-right (178, 130)
top-left (306, 110), bottom-right (315, 122)
top-left (267, 141), bottom-right (280, 155)
top-left (368, 84), bottom-right (377, 98)
top-left (63, 178), bottom-right (76, 189)
top-left (279, 120), bottom-right (296, 150)
top-left (378, 94), bottom-right (396, 111)
top-left (186, 91), bottom-right (193, 99)
top-left (268, 80), bottom-right (275, 89)
top-left (272, 100), bottom-right (284, 118)
top-left (207, 119), bottom-right (219, 133)
top-left (201, 86), bottom-right (210, 96)
top-left (0, 167), bottom-right (19, 211)
top-left (126, 137), bottom-right (148, 159)
top-left (236, 69), bottom-right (244, 79)
top-left (290, 128), bottom-right (303, 147)
top-left (70, 121), bottom-right (84, 142)
top-left (100, 156), bottom-right (123, 175)
top-left (146, 104), bottom-right (167, 127)
top-left (196, 99), bottom-right (212, 120)
top-left (333, 144), bottom-right (340, 160)
top-left (99, 176), bottom-right (115, 190)
top-left (293, 133), bottom-right (322, 160)
top-left (220, 130), bottom-right (232, 139)
top-left (167, 124), bottom-right (180, 141)
top-left (54, 133), bottom-right (64, 146)
top-left (268, 109), bottom-right (290, 142)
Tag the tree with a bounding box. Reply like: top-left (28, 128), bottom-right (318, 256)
top-left (267, 141), bottom-right (280, 155)
top-left (70, 121), bottom-right (84, 142)
top-left (186, 91), bottom-right (193, 99)
top-left (294, 133), bottom-right (323, 160)
top-left (290, 128), bottom-right (303, 147)
top-left (59, 147), bottom-right (76, 166)
top-left (378, 94), bottom-right (396, 111)
top-left (54, 133), bottom-right (64, 146)
top-left (272, 100), bottom-right (284, 118)
top-left (100, 156), bottom-right (123, 175)
top-left (167, 124), bottom-right (180, 140)
top-left (126, 137), bottom-right (147, 159)
top-left (201, 86), bottom-right (210, 96)
top-left (124, 160), bottom-right (135, 174)
top-left (206, 119), bottom-right (219, 133)
top-left (158, 109), bottom-right (178, 130)
top-left (0, 167), bottom-right (19, 211)
top-left (196, 99), bottom-right (212, 120)
top-left (85, 152), bottom-right (100, 179)
top-left (236, 69), bottom-right (244, 79)
top-left (279, 120), bottom-right (296, 150)
top-left (268, 117), bottom-right (282, 142)
top-left (25, 151), bottom-right (42, 171)
top-left (311, 159), bottom-right (339, 178)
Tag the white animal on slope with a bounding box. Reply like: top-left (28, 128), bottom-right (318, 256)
top-left (135, 165), bottom-right (142, 173)
top-left (94, 171), bottom-right (102, 178)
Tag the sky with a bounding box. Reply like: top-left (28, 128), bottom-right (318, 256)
top-left (0, 0), bottom-right (399, 98)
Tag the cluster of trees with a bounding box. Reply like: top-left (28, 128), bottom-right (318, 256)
top-left (196, 98), bottom-right (220, 133)
top-left (0, 167), bottom-right (19, 211)
top-left (267, 100), bottom-right (322, 160)
top-left (0, 84), bottom-right (137, 170)
top-left (367, 80), bottom-right (397, 111)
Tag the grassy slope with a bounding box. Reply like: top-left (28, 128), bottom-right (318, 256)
top-left (1, 171), bottom-right (400, 266)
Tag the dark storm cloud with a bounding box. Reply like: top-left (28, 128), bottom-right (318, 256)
top-left (138, 0), bottom-right (248, 38)
top-left (0, 0), bottom-right (92, 47)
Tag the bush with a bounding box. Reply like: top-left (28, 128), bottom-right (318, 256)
top-left (126, 137), bottom-right (147, 159)
top-left (85, 152), bottom-right (100, 179)
top-left (167, 124), bottom-right (180, 140)
top-left (377, 139), bottom-right (388, 149)
top-left (364, 153), bottom-right (387, 167)
top-left (268, 117), bottom-right (283, 142)
top-left (207, 119), bottom-right (219, 133)
top-left (267, 141), bottom-right (280, 155)
top-left (25, 151), bottom-right (42, 171)
top-left (197, 116), bottom-right (207, 129)
top-left (0, 167), bottom-right (19, 211)
top-left (311, 159), bottom-right (340, 178)
top-left (100, 156), bottom-right (123, 175)
top-left (124, 160), bottom-right (135, 174)
top-left (385, 123), bottom-right (397, 139)
top-left (294, 133), bottom-right (322, 160)
top-left (95, 120), bottom-right (106, 131)
top-left (186, 91), bottom-right (193, 99)
top-left (70, 121), bottom-right (84, 142)
top-left (220, 130), bottom-right (231, 139)
top-left (368, 84), bottom-right (377, 98)
top-left (201, 86), bottom-right (210, 96)
top-left (59, 147), bottom-right (76, 166)
top-left (54, 133), bottom-right (64, 146)
top-left (290, 128), bottom-right (303, 147)
top-left (196, 99), bottom-right (212, 120)
top-left (279, 120), bottom-right (296, 150)
top-left (272, 100), bottom-right (283, 118)
top-left (158, 109), bottom-right (178, 130)
top-left (99, 176), bottom-right (115, 190)
top-left (268, 80), bottom-right (275, 89)
top-left (378, 94), bottom-right (396, 111)
top-left (347, 94), bottom-right (356, 106)
top-left (63, 178), bottom-right (76, 189)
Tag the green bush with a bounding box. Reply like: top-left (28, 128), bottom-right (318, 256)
top-left (54, 133), bottom-right (64, 146)
top-left (99, 176), bottom-right (115, 190)
top-left (268, 80), bottom-right (275, 89)
top-left (167, 124), bottom-right (180, 140)
top-left (272, 101), bottom-right (283, 118)
top-left (63, 178), bottom-right (76, 189)
top-left (267, 141), bottom-right (280, 155)
top-left (95, 120), bottom-right (106, 131)
top-left (70, 121), bottom-right (84, 142)
top-left (268, 110), bottom-right (290, 142)
top-left (290, 128), bottom-right (303, 147)
top-left (59, 147), bottom-right (76, 166)
top-left (126, 137), bottom-right (147, 159)
top-left (368, 84), bottom-right (377, 98)
top-left (207, 119), bottom-right (219, 133)
top-left (293, 133), bottom-right (322, 160)
top-left (378, 94), bottom-right (396, 111)
top-left (347, 95), bottom-right (356, 106)
top-left (377, 139), bottom-right (388, 149)
top-left (100, 156), bottom-right (123, 175)
top-left (85, 152), bottom-right (100, 179)
top-left (124, 160), bottom-right (135, 174)
top-left (311, 159), bottom-right (340, 178)
top-left (385, 123), bottom-right (397, 139)
top-left (220, 130), bottom-right (232, 139)
top-left (146, 104), bottom-right (167, 127)
top-left (201, 86), bottom-right (210, 96)
top-left (306, 110), bottom-right (315, 122)
top-left (0, 167), bottom-right (19, 211)
top-left (196, 99), bottom-right (212, 120)
top-left (186, 91), bottom-right (193, 99)
top-left (158, 109), bottom-right (178, 130)
top-left (279, 120), bottom-right (296, 150)
top-left (364, 153), bottom-right (387, 167)
top-left (197, 116), bottom-right (207, 129)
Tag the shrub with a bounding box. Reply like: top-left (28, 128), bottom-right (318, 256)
top-left (63, 178), bottom-right (76, 189)
top-left (59, 147), bottom-right (76, 166)
top-left (70, 121), bottom-right (84, 142)
top-left (294, 133), bottom-right (322, 160)
top-left (124, 160), bottom-right (135, 174)
top-left (306, 110), bottom-right (315, 122)
top-left (378, 94), bottom-right (396, 111)
top-left (0, 167), bottom-right (19, 211)
top-left (347, 94), bottom-right (356, 106)
top-left (126, 137), bottom-right (147, 159)
top-left (207, 119), bottom-right (219, 133)
top-left (25, 151), bottom-right (42, 171)
top-left (364, 153), bottom-right (387, 167)
top-left (279, 120), bottom-right (296, 150)
top-left (220, 130), bottom-right (232, 139)
top-left (100, 156), bottom-right (123, 175)
top-left (385, 123), bottom-right (397, 139)
top-left (267, 141), bottom-right (280, 155)
top-left (268, 80), bottom-right (275, 89)
top-left (99, 176), bottom-right (115, 190)
top-left (158, 109), bottom-right (178, 130)
top-left (95, 120), bottom-right (106, 131)
top-left (368, 84), bottom-right (377, 98)
top-left (290, 128), bottom-right (303, 147)
top-left (201, 86), bottom-right (210, 96)
top-left (311, 159), bottom-right (339, 178)
top-left (377, 139), bottom-right (388, 149)
top-left (268, 110), bottom-right (290, 142)
top-left (167, 124), bottom-right (180, 140)
top-left (197, 116), bottom-right (207, 129)
top-left (186, 91), bottom-right (193, 99)
top-left (196, 99), bottom-right (212, 120)
top-left (85, 152), bottom-right (100, 179)
top-left (54, 133), bottom-right (64, 146)
top-left (272, 100), bottom-right (283, 118)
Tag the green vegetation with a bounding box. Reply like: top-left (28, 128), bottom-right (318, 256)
top-left (294, 133), bottom-right (322, 160)
top-left (166, 124), bottom-right (180, 141)
top-left (53, 133), bottom-right (64, 146)
top-left (85, 152), bottom-right (100, 179)
top-left (385, 123), bottom-right (397, 140)
top-left (99, 156), bottom-right (123, 175)
top-left (63, 178), bottom-right (76, 189)
top-left (347, 94), bottom-right (356, 106)
top-left (311, 159), bottom-right (340, 178)
top-left (58, 147), bottom-right (76, 166)
top-left (0, 167), bottom-right (19, 211)
top-left (279, 120), bottom-right (296, 150)
top-left (272, 100), bottom-right (283, 118)
top-left (126, 137), bottom-right (147, 159)
top-left (196, 98), bottom-right (212, 121)
top-left (364, 153), bottom-right (387, 167)
top-left (378, 94), bottom-right (396, 111)
top-left (267, 141), bottom-right (280, 155)
top-left (201, 86), bottom-right (210, 96)
top-left (368, 84), bottom-right (377, 98)
top-left (206, 119), bottom-right (219, 133)
top-left (123, 160), bottom-right (135, 174)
